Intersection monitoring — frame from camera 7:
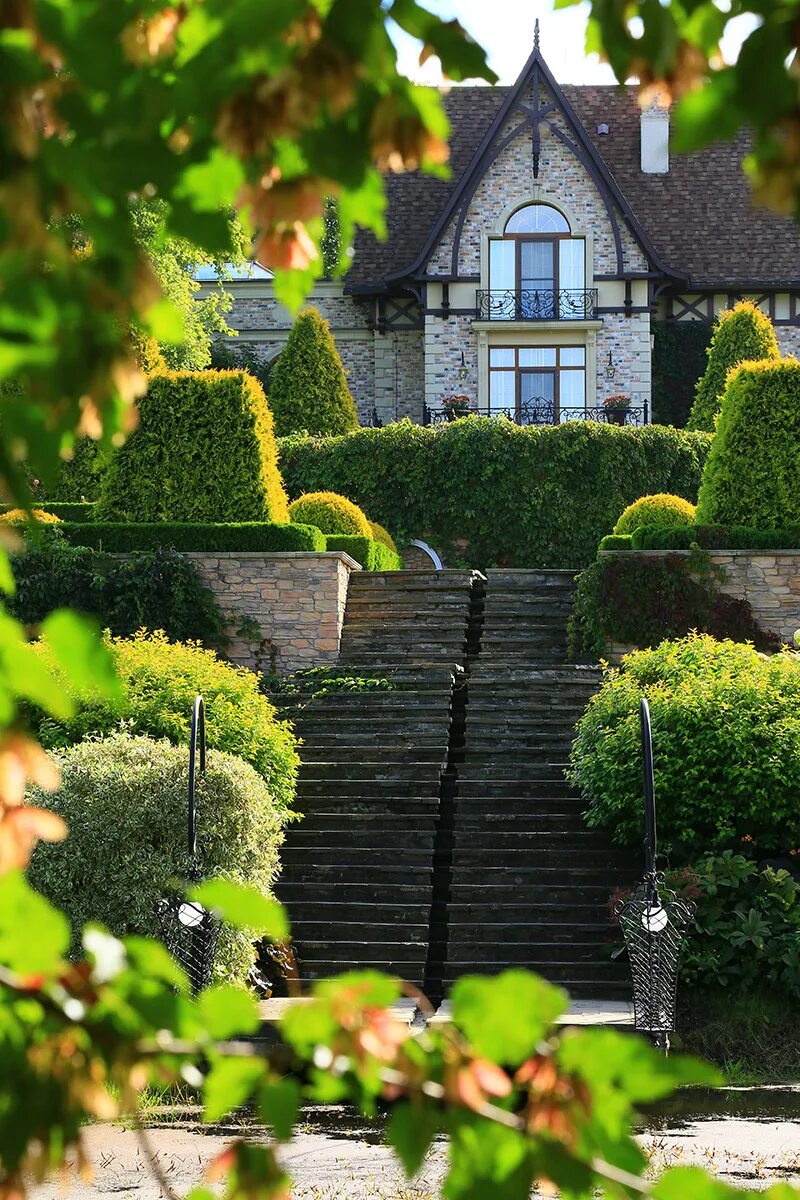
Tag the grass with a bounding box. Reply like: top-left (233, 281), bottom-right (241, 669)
top-left (675, 986), bottom-right (800, 1084)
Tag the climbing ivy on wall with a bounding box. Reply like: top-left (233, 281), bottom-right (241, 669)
top-left (651, 321), bottom-right (712, 427)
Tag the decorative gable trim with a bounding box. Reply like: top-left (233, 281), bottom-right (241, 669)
top-left (386, 25), bottom-right (685, 286)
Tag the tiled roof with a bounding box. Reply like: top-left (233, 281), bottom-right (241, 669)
top-left (347, 83), bottom-right (800, 291)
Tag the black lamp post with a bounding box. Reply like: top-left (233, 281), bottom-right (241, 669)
top-left (616, 698), bottom-right (695, 1051)
top-left (157, 695), bottom-right (220, 994)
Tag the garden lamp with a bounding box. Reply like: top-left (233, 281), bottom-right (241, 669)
top-left (157, 694), bottom-right (220, 995)
top-left (615, 697), bottom-right (695, 1051)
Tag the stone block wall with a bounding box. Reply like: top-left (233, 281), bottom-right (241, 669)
top-left (183, 551), bottom-right (360, 674)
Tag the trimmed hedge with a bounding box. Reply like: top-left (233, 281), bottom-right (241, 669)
top-left (569, 635), bottom-right (800, 855)
top-left (268, 307), bottom-right (358, 437)
top-left (696, 358), bottom-right (800, 529)
top-left (7, 502), bottom-right (98, 523)
top-left (687, 301), bottom-right (780, 432)
top-left (369, 520), bottom-right (399, 556)
top-left (628, 524), bottom-right (800, 551)
top-left (98, 370), bottom-right (290, 523)
top-left (56, 521), bottom-right (325, 553)
top-left (324, 535), bottom-right (402, 571)
top-left (288, 491), bottom-right (372, 537)
top-left (29, 733), bottom-right (287, 985)
top-left (278, 420), bottom-right (712, 569)
top-left (612, 493), bottom-right (696, 536)
top-left (597, 534), bottom-right (633, 552)
top-left (651, 320), bottom-right (712, 427)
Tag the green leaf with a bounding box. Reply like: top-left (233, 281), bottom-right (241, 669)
top-left (198, 984), bottom-right (259, 1039)
top-left (190, 879), bottom-right (289, 940)
top-left (122, 935), bottom-right (187, 989)
top-left (39, 609), bottom-right (120, 701)
top-left (258, 1076), bottom-right (301, 1141)
top-left (654, 1166), bottom-right (741, 1199)
top-left (0, 872), bottom-right (69, 974)
top-left (203, 1056), bottom-right (264, 1124)
top-left (0, 548), bottom-right (15, 597)
top-left (450, 970), bottom-right (566, 1064)
top-left (388, 1102), bottom-right (440, 1177)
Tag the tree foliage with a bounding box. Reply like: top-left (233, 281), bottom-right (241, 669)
top-left (687, 303), bottom-right (780, 433)
top-left (268, 308), bottom-right (359, 437)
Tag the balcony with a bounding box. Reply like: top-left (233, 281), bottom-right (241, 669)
top-left (475, 288), bottom-right (599, 321)
top-left (423, 401), bottom-right (648, 427)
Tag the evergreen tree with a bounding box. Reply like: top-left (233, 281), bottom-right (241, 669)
top-left (268, 307), bottom-right (359, 436)
top-left (687, 301), bottom-right (779, 432)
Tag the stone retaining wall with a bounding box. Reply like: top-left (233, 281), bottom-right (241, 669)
top-left (183, 551), bottom-right (360, 674)
top-left (604, 549), bottom-right (800, 656)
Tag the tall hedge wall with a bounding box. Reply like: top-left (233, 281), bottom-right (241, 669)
top-left (98, 370), bottom-right (290, 523)
top-left (278, 420), bottom-right (713, 569)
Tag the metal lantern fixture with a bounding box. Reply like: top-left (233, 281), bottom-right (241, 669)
top-left (157, 695), bottom-right (220, 994)
top-left (459, 350), bottom-right (468, 380)
top-left (605, 350), bottom-right (616, 381)
top-left (616, 698), bottom-right (695, 1051)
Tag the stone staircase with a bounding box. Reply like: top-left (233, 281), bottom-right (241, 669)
top-left (272, 567), bottom-right (632, 1006)
top-left (271, 571), bottom-right (477, 986)
top-left (439, 570), bottom-right (631, 999)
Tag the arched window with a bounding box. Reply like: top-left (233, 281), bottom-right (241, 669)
top-left (488, 203), bottom-right (585, 320)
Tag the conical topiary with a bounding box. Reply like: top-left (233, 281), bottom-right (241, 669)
top-left (695, 358), bottom-right (800, 528)
top-left (268, 307), bottom-right (359, 437)
top-left (687, 301), bottom-right (779, 432)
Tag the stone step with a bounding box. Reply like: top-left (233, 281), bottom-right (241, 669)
top-left (291, 720), bottom-right (451, 737)
top-left (291, 921), bottom-right (431, 945)
top-left (454, 812), bottom-right (589, 833)
top-left (445, 939), bottom-right (618, 964)
top-left (297, 781), bottom-right (442, 799)
top-left (447, 901), bottom-right (612, 921)
top-left (281, 847), bottom-right (435, 867)
top-left (287, 828), bottom-right (437, 849)
top-left (299, 762), bottom-right (445, 782)
top-left (296, 940), bottom-right (428, 964)
top-left (284, 901), bottom-right (433, 924)
top-left (300, 738), bottom-right (447, 754)
top-left (278, 878), bottom-right (433, 898)
top-left (298, 961), bottom-right (427, 984)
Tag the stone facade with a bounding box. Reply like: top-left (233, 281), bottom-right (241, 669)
top-left (183, 551), bottom-right (359, 674)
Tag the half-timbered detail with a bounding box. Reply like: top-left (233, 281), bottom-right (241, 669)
top-left (199, 24), bottom-right (800, 425)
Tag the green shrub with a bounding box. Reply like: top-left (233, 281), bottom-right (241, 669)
top-left (687, 301), bottom-right (780, 432)
top-left (31, 630), bottom-right (299, 813)
top-left (651, 320), bottom-right (712, 427)
top-left (57, 520), bottom-right (325, 553)
top-left (10, 539), bottom-right (226, 644)
top-left (6, 502), bottom-right (97, 523)
top-left (369, 520), bottom-right (399, 556)
top-left (278, 420), bottom-right (712, 569)
top-left (569, 554), bottom-right (776, 659)
top-left (696, 358), bottom-right (800, 529)
top-left (268, 307), bottom-right (358, 437)
top-left (612, 493), bottom-right (696, 536)
top-left (28, 733), bottom-right (288, 985)
top-left (678, 852), bottom-right (800, 998)
top-left (324, 535), bottom-right (402, 571)
top-left (630, 524), bottom-right (800, 551)
top-left (0, 508), bottom-right (61, 526)
top-left (51, 438), bottom-right (110, 502)
top-left (568, 634), bottom-right (800, 855)
top-left (597, 534), bottom-right (633, 553)
top-left (98, 370), bottom-right (290, 523)
top-left (288, 491), bottom-right (372, 537)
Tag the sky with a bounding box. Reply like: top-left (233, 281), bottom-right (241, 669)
top-left (391, 0), bottom-right (757, 86)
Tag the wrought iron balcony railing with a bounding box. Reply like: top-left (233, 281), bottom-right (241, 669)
top-left (475, 288), bottom-right (599, 321)
top-left (423, 400), bottom-right (648, 427)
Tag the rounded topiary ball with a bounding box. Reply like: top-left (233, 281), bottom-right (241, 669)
top-left (289, 491), bottom-right (372, 537)
top-left (613, 493), bottom-right (696, 536)
top-left (369, 520), bottom-right (399, 555)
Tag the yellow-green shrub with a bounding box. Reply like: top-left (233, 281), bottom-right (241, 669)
top-left (687, 302), bottom-right (780, 432)
top-left (28, 733), bottom-right (286, 985)
top-left (30, 630), bottom-right (299, 814)
top-left (369, 520), bottom-right (399, 556)
top-left (612, 493), bottom-right (696, 536)
top-left (268, 307), bottom-right (358, 437)
top-left (696, 358), bottom-right (800, 528)
top-left (0, 508), bottom-right (61, 525)
top-left (97, 370), bottom-right (290, 523)
top-left (288, 491), bottom-right (371, 537)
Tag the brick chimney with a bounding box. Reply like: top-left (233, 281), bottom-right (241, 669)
top-left (640, 101), bottom-right (669, 174)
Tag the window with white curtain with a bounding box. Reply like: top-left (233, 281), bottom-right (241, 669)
top-left (487, 203), bottom-right (586, 316)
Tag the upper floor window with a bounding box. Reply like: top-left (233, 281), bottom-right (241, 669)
top-left (485, 203), bottom-right (590, 320)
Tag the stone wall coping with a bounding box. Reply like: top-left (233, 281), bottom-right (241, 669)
top-left (600, 548), bottom-right (800, 558)
top-left (179, 551), bottom-right (362, 570)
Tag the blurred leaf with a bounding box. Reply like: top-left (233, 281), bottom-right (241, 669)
top-left (258, 1076), bottom-right (300, 1141)
top-left (450, 970), bottom-right (566, 1064)
top-left (190, 879), bottom-right (289, 940)
top-left (198, 984), bottom-right (259, 1039)
top-left (388, 1102), bottom-right (440, 1177)
top-left (654, 1165), bottom-right (741, 1199)
top-left (0, 871), bottom-right (69, 974)
top-left (39, 610), bottom-right (120, 701)
top-left (203, 1056), bottom-right (264, 1123)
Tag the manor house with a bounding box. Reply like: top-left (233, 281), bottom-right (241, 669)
top-left (204, 28), bottom-right (800, 427)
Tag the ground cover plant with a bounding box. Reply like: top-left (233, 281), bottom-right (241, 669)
top-left (98, 370), bottom-right (290, 524)
top-left (696, 358), bottom-right (800, 529)
top-left (30, 631), bottom-right (299, 814)
top-left (569, 634), bottom-right (800, 856)
top-left (279, 420), bottom-right (711, 569)
top-left (687, 302), bottom-right (780, 432)
top-left (28, 733), bottom-right (287, 985)
top-left (268, 307), bottom-right (358, 437)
